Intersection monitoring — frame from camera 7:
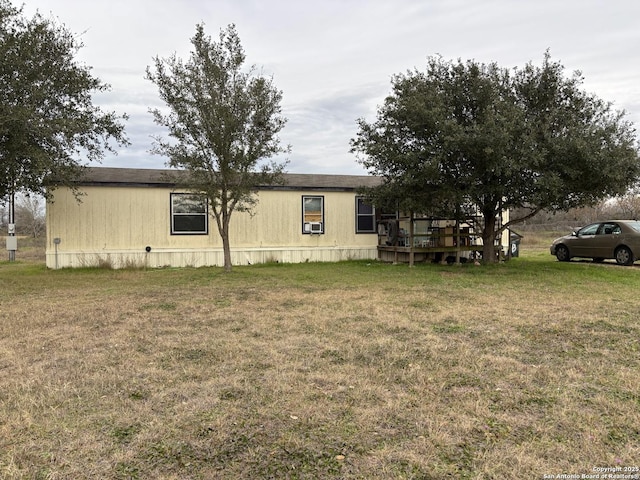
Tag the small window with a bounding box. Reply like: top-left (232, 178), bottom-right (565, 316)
top-left (302, 196), bottom-right (324, 234)
top-left (171, 193), bottom-right (208, 235)
top-left (356, 197), bottom-right (376, 233)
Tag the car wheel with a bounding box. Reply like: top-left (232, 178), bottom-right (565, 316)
top-left (593, 258), bottom-right (605, 263)
top-left (615, 246), bottom-right (634, 266)
top-left (555, 244), bottom-right (570, 262)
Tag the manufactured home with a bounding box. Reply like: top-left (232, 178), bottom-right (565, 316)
top-left (45, 167), bottom-right (511, 269)
top-left (46, 167), bottom-right (384, 269)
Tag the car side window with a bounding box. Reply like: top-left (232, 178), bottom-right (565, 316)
top-left (579, 223), bottom-right (600, 236)
top-left (600, 222), bottom-right (620, 235)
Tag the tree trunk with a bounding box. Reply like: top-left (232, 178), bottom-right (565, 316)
top-left (481, 213), bottom-right (498, 263)
top-left (222, 234), bottom-right (232, 272)
top-left (221, 213), bottom-right (233, 272)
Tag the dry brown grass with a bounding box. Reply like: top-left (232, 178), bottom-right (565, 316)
top-left (1, 248), bottom-right (639, 479)
top-left (1, 235), bottom-right (45, 263)
top-left (520, 230), bottom-right (565, 251)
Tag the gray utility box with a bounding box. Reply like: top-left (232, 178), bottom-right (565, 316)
top-left (5, 236), bottom-right (17, 251)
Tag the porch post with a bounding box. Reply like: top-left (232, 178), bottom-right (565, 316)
top-left (409, 211), bottom-right (414, 267)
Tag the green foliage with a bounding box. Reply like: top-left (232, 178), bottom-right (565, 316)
top-left (514, 53), bottom-right (640, 209)
top-left (0, 0), bottom-right (128, 199)
top-left (146, 24), bottom-right (289, 272)
top-left (351, 52), bottom-right (640, 262)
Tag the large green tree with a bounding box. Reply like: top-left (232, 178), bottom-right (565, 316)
top-left (146, 23), bottom-right (289, 272)
top-left (351, 53), bottom-right (640, 262)
top-left (0, 1), bottom-right (128, 200)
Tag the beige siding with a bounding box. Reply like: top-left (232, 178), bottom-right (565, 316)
top-left (232, 190), bottom-right (375, 248)
top-left (45, 180), bottom-right (511, 269)
top-left (46, 185), bottom-right (378, 268)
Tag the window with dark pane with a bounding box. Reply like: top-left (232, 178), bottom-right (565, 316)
top-left (356, 197), bottom-right (376, 233)
top-left (171, 193), bottom-right (208, 234)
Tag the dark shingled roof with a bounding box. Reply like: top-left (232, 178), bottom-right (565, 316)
top-left (76, 167), bottom-right (382, 191)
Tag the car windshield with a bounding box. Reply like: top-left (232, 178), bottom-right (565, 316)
top-left (626, 221), bottom-right (640, 233)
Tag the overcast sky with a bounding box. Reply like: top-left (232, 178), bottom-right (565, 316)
top-left (21, 0), bottom-right (640, 175)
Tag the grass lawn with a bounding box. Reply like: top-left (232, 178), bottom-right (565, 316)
top-left (1, 237), bottom-right (639, 479)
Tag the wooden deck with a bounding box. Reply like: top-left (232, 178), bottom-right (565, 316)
top-left (375, 217), bottom-right (485, 264)
top-left (377, 244), bottom-right (483, 264)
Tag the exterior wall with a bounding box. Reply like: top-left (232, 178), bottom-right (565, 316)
top-left (46, 185), bottom-right (379, 269)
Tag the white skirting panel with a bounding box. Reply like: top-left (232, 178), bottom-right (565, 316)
top-left (45, 246), bottom-right (379, 269)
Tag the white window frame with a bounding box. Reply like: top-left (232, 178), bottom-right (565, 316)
top-left (170, 193), bottom-right (208, 235)
top-left (302, 195), bottom-right (324, 234)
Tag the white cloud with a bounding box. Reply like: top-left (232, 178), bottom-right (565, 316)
top-left (21, 0), bottom-right (640, 174)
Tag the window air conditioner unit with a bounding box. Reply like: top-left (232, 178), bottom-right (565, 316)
top-left (304, 222), bottom-right (323, 233)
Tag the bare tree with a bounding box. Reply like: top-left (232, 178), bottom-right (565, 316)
top-left (613, 189), bottom-right (640, 219)
top-left (0, 202), bottom-right (5, 232)
top-left (15, 194), bottom-right (45, 237)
